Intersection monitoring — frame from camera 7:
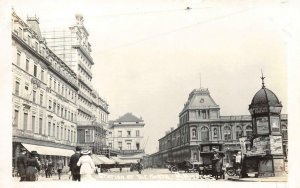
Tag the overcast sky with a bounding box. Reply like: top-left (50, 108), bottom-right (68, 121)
top-left (5, 0), bottom-right (289, 154)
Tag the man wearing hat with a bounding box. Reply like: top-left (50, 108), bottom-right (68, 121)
top-left (69, 146), bottom-right (82, 181)
top-left (16, 148), bottom-right (27, 181)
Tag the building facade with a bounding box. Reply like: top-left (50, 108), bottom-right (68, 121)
top-left (107, 113), bottom-right (145, 162)
top-left (42, 14), bottom-right (109, 154)
top-left (144, 88), bottom-right (287, 168)
top-left (12, 10), bottom-right (78, 172)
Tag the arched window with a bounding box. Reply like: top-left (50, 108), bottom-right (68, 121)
top-left (192, 128), bottom-right (197, 140)
top-left (236, 126), bottom-right (243, 139)
top-left (282, 124), bottom-right (288, 139)
top-left (245, 126), bottom-right (252, 138)
top-left (224, 126), bottom-right (232, 140)
top-left (201, 127), bottom-right (209, 141)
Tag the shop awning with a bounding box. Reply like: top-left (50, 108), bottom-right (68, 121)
top-left (96, 155), bottom-right (115, 164)
top-left (22, 143), bottom-right (74, 157)
top-left (121, 159), bottom-right (139, 164)
top-left (111, 156), bottom-right (126, 164)
top-left (91, 154), bottom-right (104, 165)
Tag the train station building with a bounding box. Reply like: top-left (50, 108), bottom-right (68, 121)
top-left (145, 83), bottom-right (287, 169)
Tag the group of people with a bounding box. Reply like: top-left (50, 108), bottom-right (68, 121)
top-left (16, 148), bottom-right (41, 181)
top-left (16, 146), bottom-right (96, 182)
top-left (69, 146), bottom-right (96, 181)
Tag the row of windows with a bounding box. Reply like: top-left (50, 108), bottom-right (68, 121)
top-left (79, 82), bottom-right (92, 99)
top-left (78, 48), bottom-right (92, 68)
top-left (13, 110), bottom-right (76, 143)
top-left (47, 121), bottom-right (76, 142)
top-left (13, 110), bottom-right (43, 134)
top-left (48, 99), bottom-right (76, 123)
top-left (16, 51), bottom-right (45, 82)
top-left (14, 24), bottom-right (77, 86)
top-left (78, 66), bottom-right (92, 81)
top-left (191, 126), bottom-right (253, 141)
top-left (111, 130), bottom-right (140, 138)
top-left (114, 142), bottom-right (141, 150)
top-left (78, 95), bottom-right (91, 107)
top-left (49, 75), bottom-right (76, 102)
top-left (14, 80), bottom-right (44, 106)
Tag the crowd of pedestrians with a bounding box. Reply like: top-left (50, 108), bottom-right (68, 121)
top-left (16, 146), bottom-right (97, 182)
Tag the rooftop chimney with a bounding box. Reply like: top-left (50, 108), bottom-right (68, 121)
top-left (26, 15), bottom-right (42, 40)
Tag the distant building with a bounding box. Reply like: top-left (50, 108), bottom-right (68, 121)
top-left (42, 14), bottom-right (109, 154)
top-left (144, 87), bottom-right (287, 168)
top-left (12, 10), bottom-right (78, 172)
top-left (107, 113), bottom-right (146, 162)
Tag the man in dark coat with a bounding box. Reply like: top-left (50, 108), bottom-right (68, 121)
top-left (16, 148), bottom-right (27, 181)
top-left (68, 146), bottom-right (82, 181)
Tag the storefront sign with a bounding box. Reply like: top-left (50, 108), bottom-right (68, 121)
top-left (270, 135), bottom-right (283, 155)
top-left (256, 117), bottom-right (269, 135)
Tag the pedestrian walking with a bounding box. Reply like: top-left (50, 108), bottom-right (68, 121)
top-left (25, 151), bottom-right (40, 181)
top-left (137, 160), bottom-right (143, 174)
top-left (57, 158), bottom-right (64, 180)
top-left (45, 160), bottom-right (53, 178)
top-left (77, 149), bottom-right (96, 181)
top-left (211, 148), bottom-right (223, 180)
top-left (16, 148), bottom-right (27, 181)
top-left (68, 146), bottom-right (82, 181)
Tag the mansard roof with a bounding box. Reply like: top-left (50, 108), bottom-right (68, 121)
top-left (115, 113), bottom-right (143, 123)
top-left (180, 88), bottom-right (219, 114)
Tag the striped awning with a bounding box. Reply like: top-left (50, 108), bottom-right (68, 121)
top-left (22, 143), bottom-right (74, 157)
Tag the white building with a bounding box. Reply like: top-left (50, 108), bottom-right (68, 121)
top-left (12, 10), bottom-right (78, 172)
top-left (107, 113), bottom-right (146, 162)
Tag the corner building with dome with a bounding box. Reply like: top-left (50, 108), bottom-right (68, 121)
top-left (144, 83), bottom-right (287, 169)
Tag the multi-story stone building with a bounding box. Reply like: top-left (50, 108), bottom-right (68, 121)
top-left (144, 87), bottom-right (287, 168)
top-left (107, 113), bottom-right (145, 162)
top-left (42, 14), bottom-right (109, 154)
top-left (12, 10), bottom-right (78, 172)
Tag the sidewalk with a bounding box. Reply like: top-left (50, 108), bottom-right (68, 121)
top-left (13, 173), bottom-right (72, 182)
top-left (227, 175), bottom-right (288, 182)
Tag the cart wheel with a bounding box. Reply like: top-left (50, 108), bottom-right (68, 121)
top-left (171, 166), bottom-right (178, 172)
top-left (226, 168), bottom-right (235, 176)
top-left (187, 163), bottom-right (194, 171)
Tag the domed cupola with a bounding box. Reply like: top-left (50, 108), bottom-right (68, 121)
top-left (248, 73), bottom-right (283, 136)
top-left (249, 74), bottom-right (282, 115)
top-left (250, 87), bottom-right (282, 108)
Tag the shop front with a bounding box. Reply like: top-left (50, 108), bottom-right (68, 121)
top-left (13, 142), bottom-right (74, 175)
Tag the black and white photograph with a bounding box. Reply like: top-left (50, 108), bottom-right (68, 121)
top-left (0, 0), bottom-right (299, 188)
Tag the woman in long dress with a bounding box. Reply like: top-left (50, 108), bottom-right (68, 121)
top-left (77, 149), bottom-right (95, 181)
top-left (25, 151), bottom-right (41, 181)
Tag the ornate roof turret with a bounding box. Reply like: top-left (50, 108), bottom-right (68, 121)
top-left (180, 88), bottom-right (220, 115)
